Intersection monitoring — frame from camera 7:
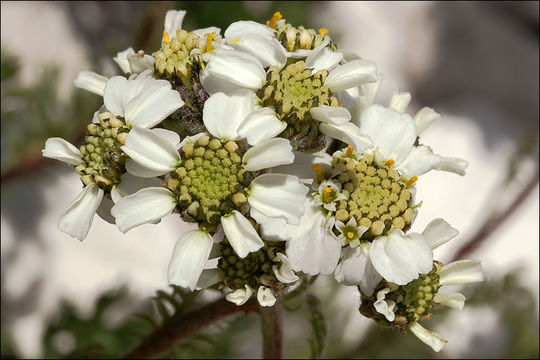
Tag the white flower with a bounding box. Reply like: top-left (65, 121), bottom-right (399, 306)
top-left (42, 74), bottom-right (183, 240)
top-left (42, 132), bottom-right (164, 241)
top-left (272, 253), bottom-right (299, 283)
top-left (334, 217), bottom-right (369, 247)
top-left (312, 180), bottom-right (347, 212)
top-left (226, 284), bottom-right (253, 305)
top-left (257, 286), bottom-right (277, 307)
top-left (111, 90), bottom-right (308, 288)
top-left (369, 231), bottom-right (483, 353)
top-left (75, 47), bottom-right (154, 97)
top-left (373, 287), bottom-right (396, 322)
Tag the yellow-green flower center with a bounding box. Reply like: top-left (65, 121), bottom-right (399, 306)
top-left (258, 61), bottom-right (338, 151)
top-left (274, 22), bottom-right (336, 52)
top-left (218, 239), bottom-right (285, 291)
top-left (360, 262), bottom-right (442, 327)
top-left (324, 152), bottom-right (416, 239)
top-left (153, 29), bottom-right (208, 84)
top-left (164, 135), bottom-right (252, 227)
top-left (76, 112), bottom-right (129, 191)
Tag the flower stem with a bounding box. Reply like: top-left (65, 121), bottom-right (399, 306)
top-left (123, 297), bottom-right (258, 359)
top-left (259, 296), bottom-right (283, 359)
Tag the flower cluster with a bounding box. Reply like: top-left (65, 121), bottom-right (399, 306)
top-left (42, 9), bottom-right (483, 351)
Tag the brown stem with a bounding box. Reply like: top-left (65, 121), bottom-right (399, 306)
top-left (259, 296), bottom-right (283, 359)
top-left (123, 296), bottom-right (259, 359)
top-left (451, 167), bottom-right (539, 262)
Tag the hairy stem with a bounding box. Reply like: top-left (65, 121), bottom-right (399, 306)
top-left (259, 296), bottom-right (283, 359)
top-left (123, 297), bottom-right (258, 359)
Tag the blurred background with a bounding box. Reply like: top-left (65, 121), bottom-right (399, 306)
top-left (1, 1), bottom-right (538, 358)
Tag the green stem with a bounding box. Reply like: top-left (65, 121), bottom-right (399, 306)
top-left (259, 296), bottom-right (283, 359)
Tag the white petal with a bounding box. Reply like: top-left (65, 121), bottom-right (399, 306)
top-left (414, 107), bottom-right (440, 135)
top-left (257, 286), bottom-right (276, 307)
top-left (203, 90), bottom-right (255, 140)
top-left (192, 26), bottom-right (221, 38)
top-left (226, 285), bottom-right (253, 305)
top-left (231, 34), bottom-right (286, 67)
top-left (369, 230), bottom-right (433, 285)
top-left (248, 173), bottom-right (309, 224)
top-left (58, 183), bottom-right (103, 241)
top-left (103, 75), bottom-right (146, 118)
top-left (127, 53), bottom-right (154, 74)
top-left (335, 244), bottom-right (382, 295)
top-left (305, 47), bottom-right (344, 73)
top-left (243, 138), bottom-right (294, 171)
top-left (285, 198), bottom-right (341, 275)
top-left (435, 157), bottom-right (468, 176)
top-left (409, 322), bottom-right (447, 352)
top-left (111, 187), bottom-right (176, 233)
top-left (74, 71), bottom-right (107, 96)
top-left (359, 104), bottom-right (416, 165)
top-left (432, 292), bottom-right (466, 310)
top-left (113, 47), bottom-right (135, 74)
top-left (125, 79), bottom-right (184, 128)
top-left (421, 218), bottom-right (459, 250)
top-left (374, 288), bottom-right (396, 322)
top-left (396, 145), bottom-right (442, 179)
top-left (201, 49), bottom-right (265, 95)
top-left (152, 128), bottom-right (181, 149)
top-left (225, 20), bottom-right (275, 39)
top-left (42, 137), bottom-right (83, 166)
top-left (325, 59), bottom-right (378, 92)
top-left (121, 127), bottom-right (180, 175)
top-left (439, 260), bottom-right (483, 286)
top-left (164, 10), bottom-right (187, 38)
top-left (272, 150), bottom-right (328, 180)
top-left (237, 107), bottom-right (286, 145)
top-left (95, 195), bottom-right (115, 224)
top-left (319, 122), bottom-right (373, 153)
top-left (167, 229), bottom-right (213, 290)
top-left (272, 253), bottom-right (299, 283)
top-left (310, 106), bottom-right (351, 125)
top-left (250, 208), bottom-right (288, 241)
top-left (125, 159), bottom-right (170, 178)
top-left (111, 173), bottom-right (161, 203)
top-left (196, 268), bottom-right (223, 290)
top-left (221, 210), bottom-right (264, 258)
top-left (388, 91), bottom-right (411, 113)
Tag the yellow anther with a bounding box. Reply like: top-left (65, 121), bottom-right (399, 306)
top-left (205, 32), bottom-right (215, 52)
top-left (267, 11), bottom-right (282, 28)
top-left (405, 176), bottom-right (418, 187)
top-left (231, 37), bottom-right (241, 43)
top-left (346, 231), bottom-right (355, 239)
top-left (318, 28), bottom-right (329, 34)
top-left (385, 159), bottom-right (395, 167)
top-left (312, 164), bottom-right (324, 178)
top-left (163, 31), bottom-right (170, 45)
top-left (346, 145), bottom-right (354, 157)
top-left (323, 186), bottom-right (332, 201)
